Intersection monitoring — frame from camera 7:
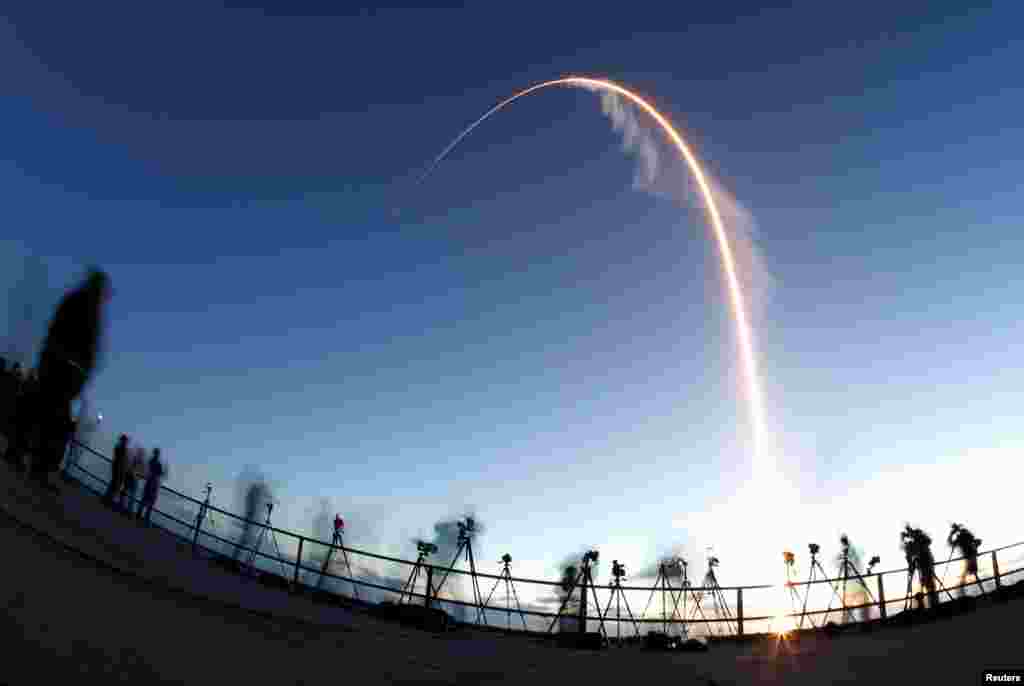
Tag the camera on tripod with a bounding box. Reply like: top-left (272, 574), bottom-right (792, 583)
top-left (583, 550), bottom-right (599, 564)
top-left (417, 540), bottom-right (438, 556)
top-left (707, 556), bottom-right (720, 568)
top-left (612, 560), bottom-right (626, 580)
top-left (808, 543), bottom-right (820, 556)
top-left (839, 534), bottom-right (851, 550)
top-left (457, 517), bottom-right (476, 541)
top-left (867, 555), bottom-right (881, 573)
top-left (501, 553), bottom-right (512, 564)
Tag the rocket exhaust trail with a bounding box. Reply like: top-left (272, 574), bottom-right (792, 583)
top-left (417, 76), bottom-right (770, 473)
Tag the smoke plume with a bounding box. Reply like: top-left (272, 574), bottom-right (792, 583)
top-left (588, 89), bottom-right (774, 325)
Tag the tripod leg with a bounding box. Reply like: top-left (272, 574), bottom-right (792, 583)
top-left (688, 589), bottom-right (711, 637)
top-left (433, 542), bottom-right (465, 600)
top-left (640, 574), bottom-right (661, 624)
top-left (507, 575), bottom-right (529, 631)
top-left (713, 587), bottom-right (735, 635)
top-left (338, 545), bottom-right (361, 600)
top-left (400, 563), bottom-right (420, 605)
top-left (466, 544), bottom-right (487, 625)
top-left (317, 533), bottom-right (338, 590)
top-left (483, 573), bottom-right (504, 609)
top-left (267, 531), bottom-right (290, 579)
top-left (588, 578), bottom-right (609, 641)
top-left (247, 527), bottom-right (267, 573)
top-left (666, 584), bottom-right (687, 638)
top-left (620, 589), bottom-right (641, 637)
top-left (547, 568), bottom-right (586, 634)
top-left (798, 569), bottom-right (815, 630)
top-left (600, 586), bottom-right (616, 628)
top-left (819, 562), bottom-right (846, 625)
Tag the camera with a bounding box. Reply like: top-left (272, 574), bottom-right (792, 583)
top-left (708, 556), bottom-right (720, 568)
top-left (612, 560), bottom-right (626, 579)
top-left (501, 553), bottom-right (512, 564)
top-left (839, 534), bottom-right (850, 549)
top-left (583, 550), bottom-right (599, 563)
top-left (808, 543), bottom-right (820, 555)
top-left (458, 517), bottom-right (476, 540)
top-left (417, 541), bottom-right (438, 555)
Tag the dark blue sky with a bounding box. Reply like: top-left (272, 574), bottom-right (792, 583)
top-left (3, 2), bottom-right (1023, 588)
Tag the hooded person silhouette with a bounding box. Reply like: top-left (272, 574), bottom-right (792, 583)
top-left (26, 269), bottom-right (111, 491)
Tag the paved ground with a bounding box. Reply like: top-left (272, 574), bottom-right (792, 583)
top-left (1, 459), bottom-right (1021, 684)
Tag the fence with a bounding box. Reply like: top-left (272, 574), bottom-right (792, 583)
top-left (63, 438), bottom-right (1024, 639)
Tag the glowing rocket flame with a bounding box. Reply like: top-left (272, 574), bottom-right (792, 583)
top-left (418, 76), bottom-right (769, 469)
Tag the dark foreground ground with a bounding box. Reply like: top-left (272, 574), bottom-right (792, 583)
top-left (1, 458), bottom-right (1020, 685)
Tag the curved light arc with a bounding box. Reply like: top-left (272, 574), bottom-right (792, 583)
top-left (420, 76), bottom-right (768, 464)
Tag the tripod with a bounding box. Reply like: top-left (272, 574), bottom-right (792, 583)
top-left (798, 551), bottom-right (844, 629)
top-left (316, 526), bottom-right (360, 600)
top-left (827, 549), bottom-right (877, 624)
top-left (641, 563), bottom-right (688, 637)
top-left (244, 502), bottom-right (291, 580)
top-left (782, 556), bottom-right (803, 628)
top-left (903, 559), bottom-right (955, 611)
top-left (398, 549), bottom-right (433, 606)
top-left (698, 563), bottom-right (735, 636)
top-left (432, 525), bottom-right (488, 626)
top-left (483, 556), bottom-right (528, 631)
top-left (546, 554), bottom-right (608, 638)
top-left (601, 561), bottom-right (639, 644)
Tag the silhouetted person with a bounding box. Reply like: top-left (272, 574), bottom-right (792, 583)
top-left (104, 434), bottom-right (130, 507)
top-left (948, 523), bottom-right (983, 595)
top-left (121, 447), bottom-right (144, 512)
top-left (233, 478), bottom-right (271, 562)
top-left (25, 269), bottom-right (110, 492)
top-left (901, 525), bottom-right (938, 608)
top-left (137, 448), bottom-right (166, 523)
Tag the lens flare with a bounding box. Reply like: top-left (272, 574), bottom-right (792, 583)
top-left (419, 76), bottom-right (770, 470)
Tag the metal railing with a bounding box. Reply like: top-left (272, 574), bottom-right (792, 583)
top-left (60, 438), bottom-right (1024, 638)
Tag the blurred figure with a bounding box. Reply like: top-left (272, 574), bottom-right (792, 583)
top-left (901, 525), bottom-right (938, 608)
top-left (233, 470), bottom-right (272, 562)
top-left (0, 358), bottom-right (16, 437)
top-left (2, 366), bottom-right (36, 473)
top-left (21, 269), bottom-right (110, 492)
top-left (104, 434), bottom-right (130, 508)
top-left (121, 446), bottom-right (145, 512)
top-left (947, 523), bottom-right (983, 596)
top-left (137, 448), bottom-right (166, 524)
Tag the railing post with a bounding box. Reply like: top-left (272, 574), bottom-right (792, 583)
top-left (877, 574), bottom-right (887, 619)
top-left (736, 588), bottom-right (743, 636)
top-left (293, 537), bottom-right (304, 588)
top-left (424, 565), bottom-right (434, 609)
top-left (992, 551), bottom-right (1001, 589)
